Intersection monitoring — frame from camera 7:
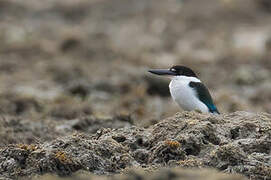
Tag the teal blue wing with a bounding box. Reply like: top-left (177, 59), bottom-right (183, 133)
top-left (189, 82), bottom-right (219, 114)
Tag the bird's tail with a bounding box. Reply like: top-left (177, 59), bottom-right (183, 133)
top-left (209, 105), bottom-right (220, 115)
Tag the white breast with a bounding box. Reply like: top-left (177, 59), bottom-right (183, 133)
top-left (169, 76), bottom-right (209, 113)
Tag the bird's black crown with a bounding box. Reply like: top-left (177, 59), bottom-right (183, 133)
top-left (169, 65), bottom-right (197, 77)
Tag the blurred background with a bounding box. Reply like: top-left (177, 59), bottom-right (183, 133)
top-left (0, 0), bottom-right (271, 133)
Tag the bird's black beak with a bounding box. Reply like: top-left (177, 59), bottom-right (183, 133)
top-left (148, 69), bottom-right (177, 76)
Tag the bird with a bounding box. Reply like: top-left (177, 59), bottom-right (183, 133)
top-left (148, 65), bottom-right (220, 114)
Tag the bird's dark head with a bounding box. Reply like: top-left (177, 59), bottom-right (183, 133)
top-left (148, 65), bottom-right (198, 78)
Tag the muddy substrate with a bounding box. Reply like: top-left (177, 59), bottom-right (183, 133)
top-left (38, 168), bottom-right (247, 180)
top-left (0, 111), bottom-right (270, 180)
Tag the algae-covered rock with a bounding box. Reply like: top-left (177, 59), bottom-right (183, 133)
top-left (0, 111), bottom-right (270, 180)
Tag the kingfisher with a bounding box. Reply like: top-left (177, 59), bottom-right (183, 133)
top-left (148, 65), bottom-right (220, 114)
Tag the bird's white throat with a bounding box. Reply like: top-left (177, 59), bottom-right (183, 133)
top-left (169, 75), bottom-right (209, 112)
top-left (170, 75), bottom-right (201, 82)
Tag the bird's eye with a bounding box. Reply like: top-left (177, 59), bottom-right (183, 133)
top-left (170, 68), bottom-right (176, 72)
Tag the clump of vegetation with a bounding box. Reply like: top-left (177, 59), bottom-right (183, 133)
top-left (54, 151), bottom-right (73, 164)
top-left (17, 144), bottom-right (38, 152)
top-left (164, 140), bottom-right (181, 149)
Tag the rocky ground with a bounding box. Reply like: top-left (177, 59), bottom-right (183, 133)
top-left (0, 0), bottom-right (271, 179)
top-left (38, 168), bottom-right (247, 180)
top-left (0, 111), bottom-right (271, 179)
